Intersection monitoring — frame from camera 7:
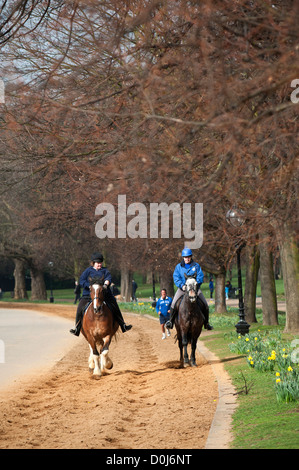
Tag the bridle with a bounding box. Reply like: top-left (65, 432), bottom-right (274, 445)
top-left (185, 278), bottom-right (198, 303)
top-left (91, 283), bottom-right (105, 313)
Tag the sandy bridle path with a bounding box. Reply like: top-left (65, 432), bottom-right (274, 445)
top-left (0, 304), bottom-right (219, 449)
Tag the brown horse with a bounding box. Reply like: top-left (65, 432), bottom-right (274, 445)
top-left (81, 276), bottom-right (119, 377)
top-left (175, 274), bottom-right (205, 367)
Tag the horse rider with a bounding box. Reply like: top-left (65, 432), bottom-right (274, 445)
top-left (70, 252), bottom-right (132, 336)
top-left (165, 247), bottom-right (213, 330)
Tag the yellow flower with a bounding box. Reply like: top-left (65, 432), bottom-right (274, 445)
top-left (254, 337), bottom-right (258, 341)
top-left (250, 361), bottom-right (254, 365)
top-left (276, 378), bottom-right (281, 383)
top-left (288, 366), bottom-right (293, 372)
top-left (282, 348), bottom-right (286, 352)
top-left (245, 338), bottom-right (249, 342)
top-left (248, 356), bottom-right (252, 361)
top-left (276, 372), bottom-right (280, 377)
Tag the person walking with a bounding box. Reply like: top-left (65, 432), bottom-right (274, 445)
top-left (209, 278), bottom-right (214, 299)
top-left (73, 281), bottom-right (81, 304)
top-left (156, 288), bottom-right (172, 339)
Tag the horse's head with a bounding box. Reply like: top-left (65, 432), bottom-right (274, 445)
top-left (88, 276), bottom-right (106, 313)
top-left (184, 273), bottom-right (198, 303)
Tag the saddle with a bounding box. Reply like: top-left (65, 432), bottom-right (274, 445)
top-left (174, 296), bottom-right (184, 312)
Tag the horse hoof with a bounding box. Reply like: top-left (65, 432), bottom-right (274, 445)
top-left (93, 370), bottom-right (102, 377)
top-left (184, 361), bottom-right (190, 368)
top-left (105, 360), bottom-right (113, 370)
top-left (191, 362), bottom-right (197, 367)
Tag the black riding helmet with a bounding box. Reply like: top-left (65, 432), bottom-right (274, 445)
top-left (91, 252), bottom-right (104, 263)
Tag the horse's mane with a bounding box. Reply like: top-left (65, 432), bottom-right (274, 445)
top-left (88, 275), bottom-right (104, 285)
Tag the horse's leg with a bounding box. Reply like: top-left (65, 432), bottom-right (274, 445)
top-left (88, 340), bottom-right (101, 376)
top-left (178, 337), bottom-right (183, 364)
top-left (190, 338), bottom-right (197, 367)
top-left (88, 344), bottom-right (95, 370)
top-left (100, 336), bottom-right (113, 371)
top-left (182, 333), bottom-right (190, 367)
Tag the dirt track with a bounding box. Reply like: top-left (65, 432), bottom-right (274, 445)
top-left (0, 304), bottom-right (218, 449)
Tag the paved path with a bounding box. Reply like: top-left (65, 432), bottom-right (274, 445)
top-left (219, 296), bottom-right (286, 312)
top-left (0, 308), bottom-right (74, 390)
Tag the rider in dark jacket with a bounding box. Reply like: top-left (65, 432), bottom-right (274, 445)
top-left (70, 252), bottom-right (132, 336)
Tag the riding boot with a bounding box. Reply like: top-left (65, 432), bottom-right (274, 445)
top-left (70, 297), bottom-right (90, 336)
top-left (70, 311), bottom-right (82, 336)
top-left (165, 307), bottom-right (177, 329)
top-left (105, 295), bottom-right (132, 333)
top-left (197, 296), bottom-right (213, 330)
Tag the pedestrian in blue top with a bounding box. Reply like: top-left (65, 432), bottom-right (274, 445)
top-left (209, 278), bottom-right (214, 299)
top-left (166, 248), bottom-right (213, 330)
top-left (156, 289), bottom-right (172, 339)
top-left (70, 252), bottom-right (132, 336)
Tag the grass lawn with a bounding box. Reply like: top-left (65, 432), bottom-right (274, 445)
top-left (200, 314), bottom-right (299, 449)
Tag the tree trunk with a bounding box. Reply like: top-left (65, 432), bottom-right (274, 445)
top-left (146, 270), bottom-right (153, 284)
top-left (30, 265), bottom-right (47, 300)
top-left (13, 258), bottom-right (28, 300)
top-left (159, 269), bottom-right (174, 298)
top-left (121, 265), bottom-right (133, 302)
top-left (279, 222), bottom-right (299, 333)
top-left (244, 244), bottom-right (259, 323)
top-left (215, 271), bottom-right (227, 313)
top-left (259, 240), bottom-right (278, 325)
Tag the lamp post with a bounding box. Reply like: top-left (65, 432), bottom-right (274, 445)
top-left (152, 271), bottom-right (157, 308)
top-left (48, 261), bottom-right (54, 303)
top-left (226, 208), bottom-right (250, 335)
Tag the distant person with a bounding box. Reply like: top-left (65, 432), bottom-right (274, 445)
top-left (74, 281), bottom-right (81, 304)
top-left (156, 289), bottom-right (172, 340)
top-left (132, 279), bottom-right (138, 301)
top-left (225, 280), bottom-right (232, 299)
top-left (209, 278), bottom-right (214, 299)
top-left (110, 283), bottom-right (120, 298)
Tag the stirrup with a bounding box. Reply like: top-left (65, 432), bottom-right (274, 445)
top-left (70, 319), bottom-right (81, 336)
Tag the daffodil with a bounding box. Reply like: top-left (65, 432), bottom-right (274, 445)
top-left (288, 366), bottom-right (293, 372)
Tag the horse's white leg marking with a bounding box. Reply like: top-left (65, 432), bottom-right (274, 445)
top-left (88, 344), bottom-right (95, 369)
top-left (93, 354), bottom-right (101, 376)
top-left (100, 348), bottom-right (113, 370)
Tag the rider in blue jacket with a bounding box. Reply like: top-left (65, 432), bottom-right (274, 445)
top-left (70, 252), bottom-right (132, 336)
top-left (166, 247), bottom-right (213, 330)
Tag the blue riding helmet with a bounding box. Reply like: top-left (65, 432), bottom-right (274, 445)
top-left (182, 248), bottom-right (192, 257)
